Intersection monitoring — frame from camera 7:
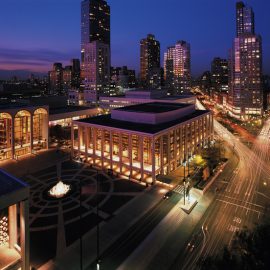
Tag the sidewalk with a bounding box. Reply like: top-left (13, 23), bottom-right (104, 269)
top-left (117, 190), bottom-right (214, 270)
top-left (38, 185), bottom-right (164, 270)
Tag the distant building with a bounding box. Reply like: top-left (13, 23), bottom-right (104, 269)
top-left (200, 71), bottom-right (212, 96)
top-left (110, 66), bottom-right (137, 94)
top-left (71, 59), bottom-right (81, 88)
top-left (99, 89), bottom-right (196, 111)
top-left (228, 2), bottom-right (263, 119)
top-left (49, 63), bottom-right (63, 94)
top-left (81, 0), bottom-right (111, 102)
top-left (211, 57), bottom-right (228, 94)
top-left (164, 41), bottom-right (191, 94)
top-left (140, 34), bottom-right (161, 89)
top-left (63, 66), bottom-right (72, 91)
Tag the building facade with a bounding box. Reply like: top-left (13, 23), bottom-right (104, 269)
top-left (81, 0), bottom-right (111, 102)
top-left (71, 102), bottom-right (213, 183)
top-left (140, 34), bottom-right (161, 89)
top-left (164, 41), bottom-right (191, 94)
top-left (81, 41), bottom-right (111, 102)
top-left (99, 89), bottom-right (196, 111)
top-left (228, 2), bottom-right (263, 119)
top-left (49, 63), bottom-right (63, 94)
top-left (0, 105), bottom-right (49, 161)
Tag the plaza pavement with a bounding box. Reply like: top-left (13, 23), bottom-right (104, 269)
top-left (38, 185), bottom-right (164, 270)
top-left (0, 149), bottom-right (70, 178)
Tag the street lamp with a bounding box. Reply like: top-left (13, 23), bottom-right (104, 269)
top-left (183, 179), bottom-right (186, 206)
top-left (96, 169), bottom-right (100, 270)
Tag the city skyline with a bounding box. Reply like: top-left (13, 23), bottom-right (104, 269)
top-left (0, 0), bottom-right (270, 79)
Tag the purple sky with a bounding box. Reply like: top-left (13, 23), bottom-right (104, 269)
top-left (0, 0), bottom-right (269, 79)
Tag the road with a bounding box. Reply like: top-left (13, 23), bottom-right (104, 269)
top-left (87, 193), bottom-right (181, 270)
top-left (169, 103), bottom-right (270, 270)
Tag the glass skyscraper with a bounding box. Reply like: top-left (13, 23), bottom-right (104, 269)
top-left (228, 2), bottom-right (263, 119)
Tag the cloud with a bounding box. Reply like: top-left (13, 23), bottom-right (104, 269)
top-left (0, 47), bottom-right (79, 72)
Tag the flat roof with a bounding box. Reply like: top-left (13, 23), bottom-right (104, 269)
top-left (0, 103), bottom-right (31, 110)
top-left (0, 170), bottom-right (28, 197)
top-left (115, 102), bottom-right (190, 113)
top-left (77, 109), bottom-right (210, 134)
top-left (49, 106), bottom-right (95, 115)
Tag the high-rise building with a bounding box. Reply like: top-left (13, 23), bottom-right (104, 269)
top-left (140, 34), bottom-right (161, 89)
top-left (81, 0), bottom-right (110, 46)
top-left (71, 59), bottom-right (81, 88)
top-left (211, 57), bottom-right (228, 93)
top-left (228, 2), bottom-right (263, 119)
top-left (81, 0), bottom-right (111, 102)
top-left (49, 63), bottom-right (63, 94)
top-left (236, 1), bottom-right (254, 37)
top-left (82, 41), bottom-right (111, 102)
top-left (63, 66), bottom-right (72, 91)
top-left (164, 41), bottom-right (191, 94)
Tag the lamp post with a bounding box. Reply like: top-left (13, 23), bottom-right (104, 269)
top-left (96, 169), bottom-right (100, 270)
top-left (79, 176), bottom-right (83, 270)
top-left (183, 158), bottom-right (186, 206)
top-left (183, 179), bottom-right (186, 206)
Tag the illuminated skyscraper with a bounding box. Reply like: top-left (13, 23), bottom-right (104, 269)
top-left (236, 1), bottom-right (254, 37)
top-left (81, 0), bottom-right (111, 102)
top-left (164, 41), bottom-right (191, 94)
top-left (140, 34), bottom-right (161, 89)
top-left (228, 2), bottom-right (263, 119)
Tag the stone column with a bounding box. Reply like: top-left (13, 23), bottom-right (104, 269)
top-left (71, 122), bottom-right (74, 157)
top-left (119, 133), bottom-right (123, 173)
top-left (129, 134), bottom-right (133, 178)
top-left (11, 117), bottom-right (15, 159)
top-left (109, 131), bottom-right (113, 169)
top-left (152, 137), bottom-right (156, 184)
top-left (140, 136), bottom-right (144, 181)
top-left (93, 128), bottom-right (96, 164)
top-left (77, 126), bottom-right (81, 154)
top-left (160, 135), bottom-right (164, 174)
top-left (101, 130), bottom-right (104, 168)
top-left (20, 200), bottom-right (30, 270)
top-left (30, 115), bottom-right (33, 154)
top-left (8, 204), bottom-right (17, 249)
top-left (173, 129), bottom-right (177, 167)
top-left (167, 133), bottom-right (170, 173)
top-left (85, 127), bottom-right (89, 161)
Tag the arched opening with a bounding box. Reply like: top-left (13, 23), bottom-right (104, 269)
top-left (14, 110), bottom-right (31, 157)
top-left (0, 112), bottom-right (12, 161)
top-left (33, 108), bottom-right (48, 150)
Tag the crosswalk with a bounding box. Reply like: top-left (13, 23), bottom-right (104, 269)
top-left (174, 184), bottom-right (184, 194)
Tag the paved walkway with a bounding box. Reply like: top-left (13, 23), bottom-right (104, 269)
top-left (0, 149), bottom-right (70, 178)
top-left (38, 185), bottom-right (165, 270)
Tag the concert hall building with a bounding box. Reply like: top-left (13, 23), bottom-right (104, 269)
top-left (71, 102), bottom-right (213, 183)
